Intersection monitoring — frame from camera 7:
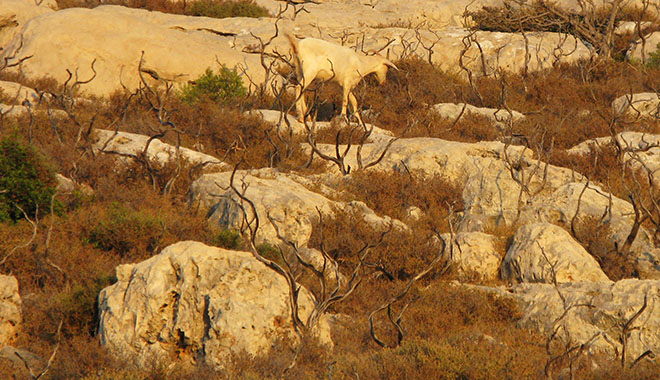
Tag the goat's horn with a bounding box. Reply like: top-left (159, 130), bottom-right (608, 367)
top-left (385, 60), bottom-right (399, 71)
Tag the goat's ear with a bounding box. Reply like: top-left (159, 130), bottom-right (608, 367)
top-left (384, 60), bottom-right (399, 71)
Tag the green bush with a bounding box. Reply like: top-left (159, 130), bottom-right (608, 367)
top-left (0, 134), bottom-right (60, 222)
top-left (179, 66), bottom-right (247, 104)
top-left (646, 43), bottom-right (660, 69)
top-left (211, 228), bottom-right (242, 250)
top-left (185, 0), bottom-right (270, 19)
top-left (87, 202), bottom-right (164, 257)
top-left (54, 274), bottom-right (116, 336)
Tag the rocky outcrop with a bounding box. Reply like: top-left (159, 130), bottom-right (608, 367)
top-left (2, 2), bottom-right (593, 97)
top-left (0, 275), bottom-right (21, 347)
top-left (315, 137), bottom-right (577, 224)
top-left (500, 223), bottom-right (610, 283)
top-left (436, 232), bottom-right (502, 281)
top-left (190, 168), bottom-right (402, 247)
top-left (92, 129), bottom-right (228, 169)
top-left (97, 241), bottom-right (332, 369)
top-left (513, 279), bottom-right (660, 363)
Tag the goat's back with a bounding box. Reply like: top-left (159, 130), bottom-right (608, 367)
top-left (295, 38), bottom-right (363, 80)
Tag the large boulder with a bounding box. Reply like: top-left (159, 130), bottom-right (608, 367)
top-left (98, 241), bottom-right (332, 369)
top-left (518, 183), bottom-right (660, 279)
top-left (512, 279), bottom-right (660, 363)
top-left (0, 275), bottom-right (21, 347)
top-left (500, 223), bottom-right (610, 283)
top-left (1, 5), bottom-right (264, 97)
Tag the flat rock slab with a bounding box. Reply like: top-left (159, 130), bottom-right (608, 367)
top-left (433, 102), bottom-right (525, 125)
top-left (93, 129), bottom-right (227, 169)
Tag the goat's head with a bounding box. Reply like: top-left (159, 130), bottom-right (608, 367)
top-left (372, 57), bottom-right (399, 84)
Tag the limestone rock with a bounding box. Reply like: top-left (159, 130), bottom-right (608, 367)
top-left (1, 5), bottom-right (264, 97)
top-left (612, 92), bottom-right (660, 119)
top-left (314, 137), bottom-right (578, 226)
top-left (0, 275), bottom-right (21, 347)
top-left (98, 241), bottom-right (332, 369)
top-left (0, 81), bottom-right (40, 105)
top-left (513, 279), bottom-right (660, 362)
top-left (0, 346), bottom-right (44, 377)
top-left (519, 182), bottom-right (660, 279)
top-left (0, 0), bottom-right (53, 47)
top-left (93, 129), bottom-right (227, 169)
top-left (627, 30), bottom-right (660, 63)
top-left (615, 21), bottom-right (652, 35)
top-left (568, 131), bottom-right (660, 189)
top-left (190, 168), bottom-right (402, 247)
top-left (501, 223), bottom-right (610, 283)
top-left (432, 102), bottom-right (525, 126)
top-left (436, 232), bottom-right (502, 281)
top-left (1, 3), bottom-right (593, 97)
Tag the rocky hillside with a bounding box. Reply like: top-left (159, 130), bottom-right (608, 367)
top-left (1, 0), bottom-right (660, 378)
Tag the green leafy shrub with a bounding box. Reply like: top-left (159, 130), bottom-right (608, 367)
top-left (87, 202), bottom-right (164, 258)
top-left (185, 0), bottom-right (270, 18)
top-left (256, 242), bottom-right (284, 265)
top-left (646, 43), bottom-right (660, 69)
top-left (179, 67), bottom-right (247, 104)
top-left (0, 134), bottom-right (60, 222)
top-left (53, 274), bottom-right (116, 336)
top-left (211, 228), bottom-right (242, 250)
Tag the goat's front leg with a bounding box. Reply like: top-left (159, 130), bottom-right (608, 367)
top-left (340, 86), bottom-right (351, 123)
top-left (294, 84), bottom-right (308, 123)
top-left (348, 92), bottom-right (363, 125)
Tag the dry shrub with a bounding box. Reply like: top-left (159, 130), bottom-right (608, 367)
top-left (573, 216), bottom-right (638, 280)
top-left (465, 0), bottom-right (659, 58)
top-left (306, 169), bottom-right (464, 279)
top-left (55, 0), bottom-right (270, 19)
top-left (359, 57), bottom-right (462, 133)
top-left (326, 283), bottom-right (542, 380)
top-left (341, 169), bottom-right (464, 223)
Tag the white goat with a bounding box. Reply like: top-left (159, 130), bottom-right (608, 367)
top-left (284, 33), bottom-right (398, 123)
